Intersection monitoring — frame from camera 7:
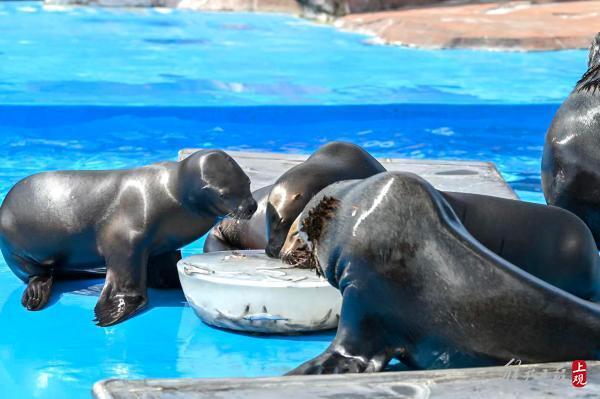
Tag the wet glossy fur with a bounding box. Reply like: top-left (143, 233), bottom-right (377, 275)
top-left (287, 173), bottom-right (600, 374)
top-left (0, 150), bottom-right (256, 326)
top-left (543, 32), bottom-right (600, 246)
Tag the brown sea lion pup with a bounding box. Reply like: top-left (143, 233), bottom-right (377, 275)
top-left (283, 172), bottom-right (600, 374)
top-left (0, 150), bottom-right (257, 326)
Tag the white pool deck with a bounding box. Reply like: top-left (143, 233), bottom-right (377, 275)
top-left (94, 152), bottom-right (569, 399)
top-left (94, 361), bottom-right (599, 398)
top-left (178, 149), bottom-right (518, 199)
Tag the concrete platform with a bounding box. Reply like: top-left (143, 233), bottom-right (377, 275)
top-left (93, 361), bottom-right (600, 398)
top-left (179, 149), bottom-right (517, 199)
top-left (93, 149), bottom-right (556, 399)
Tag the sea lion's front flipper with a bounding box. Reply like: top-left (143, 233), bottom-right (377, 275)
top-left (148, 250), bottom-right (182, 289)
top-left (22, 274), bottom-right (53, 311)
top-left (286, 285), bottom-right (403, 375)
top-left (94, 250), bottom-right (148, 327)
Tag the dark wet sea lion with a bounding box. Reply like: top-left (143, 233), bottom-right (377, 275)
top-left (283, 172), bottom-right (600, 374)
top-left (205, 142), bottom-right (387, 256)
top-left (264, 141), bottom-right (386, 258)
top-left (542, 32), bottom-right (600, 247)
top-left (203, 185), bottom-right (271, 253)
top-left (283, 190), bottom-right (600, 299)
top-left (0, 150), bottom-right (257, 326)
top-left (441, 192), bottom-right (600, 300)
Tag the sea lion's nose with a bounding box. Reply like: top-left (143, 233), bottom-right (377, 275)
top-left (236, 197), bottom-right (257, 220)
top-left (265, 243), bottom-right (279, 258)
top-left (265, 234), bottom-right (286, 258)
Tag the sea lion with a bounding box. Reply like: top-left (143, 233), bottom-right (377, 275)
top-left (441, 192), bottom-right (600, 300)
top-left (282, 172), bottom-right (600, 374)
top-left (264, 141), bottom-right (386, 258)
top-left (542, 32), bottom-right (600, 247)
top-left (283, 190), bottom-right (600, 299)
top-left (205, 141), bottom-right (386, 256)
top-left (0, 150), bottom-right (257, 326)
top-left (203, 185), bottom-right (271, 253)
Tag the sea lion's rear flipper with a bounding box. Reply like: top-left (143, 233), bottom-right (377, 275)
top-left (286, 284), bottom-right (404, 375)
top-left (147, 250), bottom-right (182, 289)
top-left (22, 274), bottom-right (53, 311)
top-left (94, 250), bottom-right (148, 327)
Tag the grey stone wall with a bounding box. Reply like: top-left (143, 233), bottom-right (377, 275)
top-left (43, 0), bottom-right (466, 16)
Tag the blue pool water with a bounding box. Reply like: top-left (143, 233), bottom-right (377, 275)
top-left (0, 1), bottom-right (590, 398)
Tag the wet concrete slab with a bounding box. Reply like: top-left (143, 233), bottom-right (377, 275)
top-left (93, 360), bottom-right (600, 398)
top-left (179, 149), bottom-right (518, 199)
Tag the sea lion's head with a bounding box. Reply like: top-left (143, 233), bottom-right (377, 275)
top-left (180, 150), bottom-right (257, 219)
top-left (280, 215), bottom-right (312, 269)
top-left (265, 182), bottom-right (307, 258)
top-left (265, 141), bottom-right (384, 258)
top-left (280, 196), bottom-right (340, 277)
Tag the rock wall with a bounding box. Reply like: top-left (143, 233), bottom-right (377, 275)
top-left (42, 0), bottom-right (514, 16)
top-left (46, 0), bottom-right (179, 7)
top-left (180, 0), bottom-right (301, 13)
top-left (338, 0), bottom-right (600, 50)
top-left (46, 0), bottom-right (302, 13)
top-left (299, 0), bottom-right (452, 17)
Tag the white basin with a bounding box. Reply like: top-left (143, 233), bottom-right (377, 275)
top-left (177, 250), bottom-right (342, 334)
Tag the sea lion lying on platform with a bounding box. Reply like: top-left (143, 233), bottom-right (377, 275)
top-left (0, 150), bottom-right (257, 326)
top-left (283, 189), bottom-right (600, 300)
top-left (542, 32), bottom-right (600, 247)
top-left (441, 191), bottom-right (600, 300)
top-left (203, 141), bottom-right (386, 256)
top-left (282, 172), bottom-right (600, 373)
